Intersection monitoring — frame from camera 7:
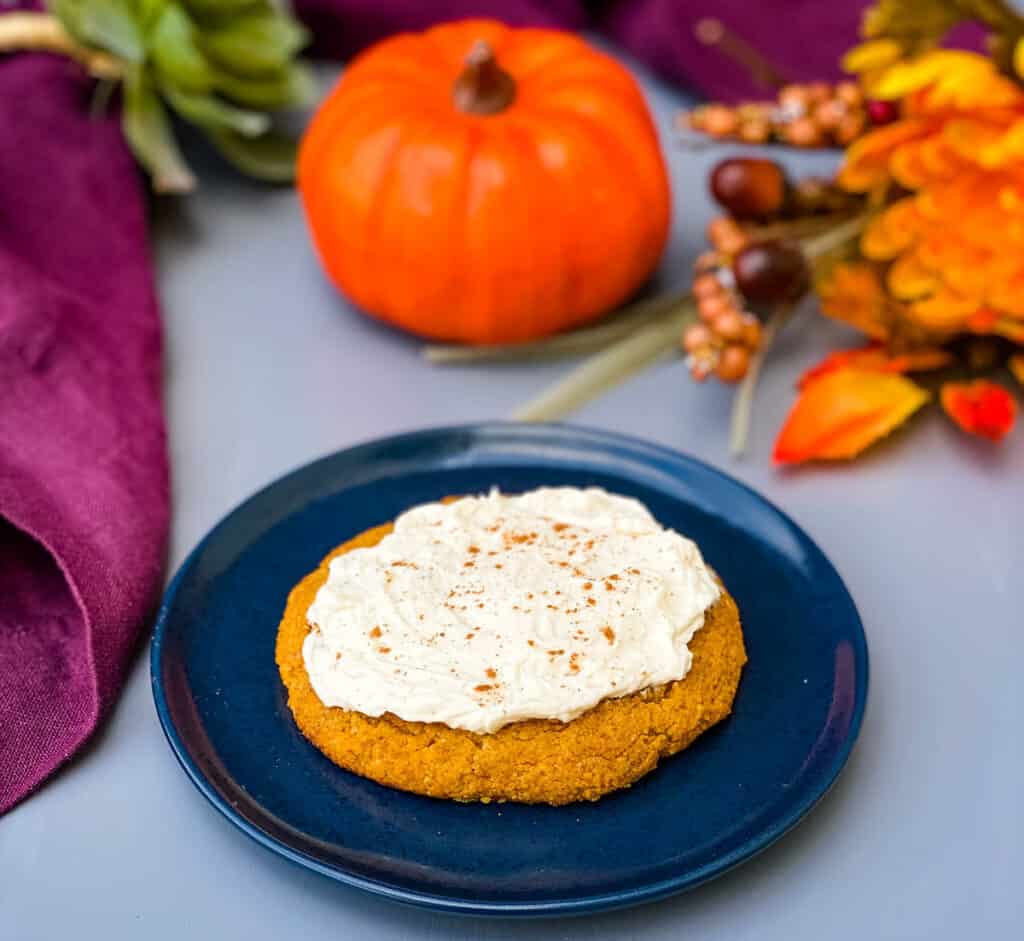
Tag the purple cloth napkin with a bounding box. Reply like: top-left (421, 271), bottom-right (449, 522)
top-left (296, 0), bottom-right (869, 101)
top-left (0, 48), bottom-right (169, 813)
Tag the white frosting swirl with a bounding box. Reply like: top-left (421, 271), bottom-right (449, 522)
top-left (303, 487), bottom-right (720, 733)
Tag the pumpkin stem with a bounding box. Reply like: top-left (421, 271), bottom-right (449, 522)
top-left (452, 40), bottom-right (516, 115)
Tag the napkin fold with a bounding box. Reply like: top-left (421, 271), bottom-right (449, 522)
top-left (1, 0), bottom-right (865, 815)
top-left (0, 50), bottom-right (169, 814)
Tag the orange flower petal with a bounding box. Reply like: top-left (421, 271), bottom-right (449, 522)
top-left (861, 198), bottom-right (922, 260)
top-left (990, 317), bottom-right (1024, 343)
top-left (774, 369), bottom-right (929, 464)
top-left (917, 137), bottom-right (963, 180)
top-left (986, 270), bottom-right (1024, 318)
top-left (1009, 354), bottom-right (1024, 386)
top-left (838, 119), bottom-right (934, 192)
top-left (966, 308), bottom-right (999, 334)
top-left (940, 380), bottom-right (1017, 441)
top-left (868, 51), bottom-right (1020, 111)
top-left (818, 262), bottom-right (892, 340)
top-left (890, 141), bottom-right (935, 189)
top-left (887, 251), bottom-right (940, 300)
top-left (842, 39), bottom-right (903, 75)
top-left (798, 344), bottom-right (953, 389)
top-left (908, 288), bottom-right (978, 331)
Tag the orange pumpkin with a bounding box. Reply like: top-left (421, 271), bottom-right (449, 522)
top-left (298, 19), bottom-right (671, 344)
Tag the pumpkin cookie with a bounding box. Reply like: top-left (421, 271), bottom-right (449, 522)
top-left (276, 490), bottom-right (746, 805)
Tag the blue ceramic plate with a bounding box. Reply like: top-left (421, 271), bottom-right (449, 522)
top-left (152, 423), bottom-right (867, 917)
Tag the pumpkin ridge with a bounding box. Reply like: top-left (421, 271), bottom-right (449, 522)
top-left (301, 85), bottom-right (403, 188)
top-left (356, 123), bottom-right (408, 315)
top-left (505, 121), bottom-right (551, 338)
top-left (443, 124), bottom-right (480, 337)
top-left (352, 33), bottom-right (451, 77)
top-left (528, 104), bottom-right (662, 232)
top-left (339, 65), bottom-right (450, 95)
top-left (521, 75), bottom-right (650, 125)
top-left (499, 42), bottom-right (591, 84)
top-left (520, 59), bottom-right (643, 102)
top-left (505, 114), bottom-right (581, 325)
top-left (548, 105), bottom-right (667, 304)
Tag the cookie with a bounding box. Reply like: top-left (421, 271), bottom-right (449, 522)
top-left (276, 521), bottom-right (746, 805)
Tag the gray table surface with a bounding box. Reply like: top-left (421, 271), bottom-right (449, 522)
top-left (3, 56), bottom-right (1021, 940)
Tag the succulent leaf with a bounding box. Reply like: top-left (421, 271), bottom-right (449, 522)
top-left (206, 128), bottom-right (298, 182)
top-left (51, 0), bottom-right (144, 62)
top-left (198, 11), bottom-right (310, 76)
top-left (163, 86), bottom-right (270, 136)
top-left (148, 4), bottom-right (214, 94)
top-left (121, 66), bottom-right (196, 193)
top-left (212, 60), bottom-right (315, 110)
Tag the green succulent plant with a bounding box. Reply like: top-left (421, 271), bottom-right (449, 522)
top-left (47, 0), bottom-right (314, 191)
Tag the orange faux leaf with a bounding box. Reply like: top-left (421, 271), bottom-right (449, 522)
top-left (797, 344), bottom-right (952, 389)
top-left (940, 380), bottom-right (1017, 441)
top-left (774, 369), bottom-right (930, 464)
top-left (1010, 354), bottom-right (1024, 386)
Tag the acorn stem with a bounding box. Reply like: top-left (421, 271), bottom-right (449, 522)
top-left (452, 40), bottom-right (516, 115)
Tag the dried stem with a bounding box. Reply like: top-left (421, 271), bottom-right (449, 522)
top-left (693, 17), bottom-right (790, 90)
top-left (745, 211), bottom-right (859, 244)
top-left (0, 12), bottom-right (123, 79)
top-left (802, 213), bottom-right (868, 260)
top-left (513, 301), bottom-right (696, 422)
top-left (729, 303), bottom-right (795, 457)
top-left (424, 292), bottom-right (683, 364)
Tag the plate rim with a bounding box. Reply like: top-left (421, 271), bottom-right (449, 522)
top-left (151, 420), bottom-right (869, 917)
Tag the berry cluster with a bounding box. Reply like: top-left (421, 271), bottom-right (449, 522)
top-left (683, 236), bottom-right (807, 383)
top-left (683, 81), bottom-right (898, 148)
top-left (684, 262), bottom-right (763, 383)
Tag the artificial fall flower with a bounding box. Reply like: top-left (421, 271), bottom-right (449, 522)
top-left (939, 380), bottom-right (1017, 441)
top-left (837, 49), bottom-right (1024, 341)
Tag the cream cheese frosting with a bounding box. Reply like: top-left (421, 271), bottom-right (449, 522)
top-left (303, 487), bottom-right (720, 733)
